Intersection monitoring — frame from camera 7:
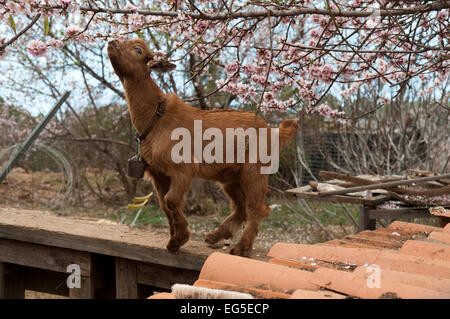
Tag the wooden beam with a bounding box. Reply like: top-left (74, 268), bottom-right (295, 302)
top-left (0, 208), bottom-right (214, 271)
top-left (69, 276), bottom-right (94, 299)
top-left (318, 173), bottom-right (450, 197)
top-left (0, 263), bottom-right (25, 299)
top-left (115, 258), bottom-right (138, 299)
top-left (358, 206), bottom-right (376, 231)
top-left (23, 267), bottom-right (69, 297)
top-left (287, 188), bottom-right (388, 206)
top-left (368, 209), bottom-right (437, 220)
top-left (137, 262), bottom-right (199, 290)
top-left (0, 238), bottom-right (92, 276)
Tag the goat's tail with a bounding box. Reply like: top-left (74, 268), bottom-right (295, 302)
top-left (278, 119), bottom-right (299, 146)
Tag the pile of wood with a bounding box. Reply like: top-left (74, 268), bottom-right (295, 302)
top-left (308, 169), bottom-right (450, 208)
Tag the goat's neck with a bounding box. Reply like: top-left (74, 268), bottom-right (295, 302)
top-left (123, 75), bottom-right (165, 135)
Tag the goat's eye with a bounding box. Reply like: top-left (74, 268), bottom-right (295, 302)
top-left (134, 47), bottom-right (142, 55)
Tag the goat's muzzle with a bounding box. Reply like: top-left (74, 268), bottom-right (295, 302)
top-left (108, 40), bottom-right (119, 48)
top-left (107, 40), bottom-right (120, 55)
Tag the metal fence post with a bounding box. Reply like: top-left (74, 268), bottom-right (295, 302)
top-left (0, 91), bottom-right (71, 184)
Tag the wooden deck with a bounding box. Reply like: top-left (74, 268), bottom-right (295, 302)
top-left (0, 207), bottom-right (230, 299)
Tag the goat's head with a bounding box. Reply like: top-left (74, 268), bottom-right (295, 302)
top-left (107, 38), bottom-right (176, 81)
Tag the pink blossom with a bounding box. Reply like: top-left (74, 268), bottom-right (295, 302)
top-left (263, 91), bottom-right (275, 102)
top-left (320, 64), bottom-right (334, 82)
top-left (380, 96), bottom-right (390, 104)
top-left (65, 25), bottom-right (89, 43)
top-left (65, 25), bottom-right (82, 38)
top-left (317, 104), bottom-right (332, 117)
top-left (225, 60), bottom-right (240, 76)
top-left (27, 40), bottom-right (47, 57)
top-left (46, 38), bottom-right (64, 49)
top-left (309, 28), bottom-right (321, 39)
top-left (124, 4), bottom-right (138, 12)
top-left (437, 10), bottom-right (447, 23)
top-left (129, 13), bottom-right (144, 29)
top-left (311, 15), bottom-right (322, 25)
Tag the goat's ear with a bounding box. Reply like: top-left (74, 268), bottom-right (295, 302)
top-left (147, 60), bottom-right (176, 73)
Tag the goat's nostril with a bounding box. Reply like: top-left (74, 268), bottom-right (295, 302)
top-left (108, 40), bottom-right (118, 47)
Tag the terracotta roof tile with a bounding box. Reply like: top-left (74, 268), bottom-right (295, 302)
top-left (198, 252), bottom-right (318, 292)
top-left (372, 228), bottom-right (413, 239)
top-left (375, 251), bottom-right (450, 279)
top-left (268, 257), bottom-right (318, 271)
top-left (429, 231), bottom-right (450, 244)
top-left (320, 239), bottom-right (384, 250)
top-left (444, 223), bottom-right (450, 233)
top-left (147, 221), bottom-right (450, 299)
top-left (147, 292), bottom-right (175, 299)
top-left (268, 243), bottom-right (381, 265)
top-left (352, 266), bottom-right (450, 293)
top-left (342, 233), bottom-right (403, 249)
top-left (310, 268), bottom-right (450, 299)
top-left (290, 289), bottom-right (346, 299)
top-left (399, 240), bottom-right (450, 261)
top-left (389, 221), bottom-right (442, 234)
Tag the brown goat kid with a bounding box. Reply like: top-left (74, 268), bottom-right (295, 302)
top-left (107, 39), bottom-right (299, 256)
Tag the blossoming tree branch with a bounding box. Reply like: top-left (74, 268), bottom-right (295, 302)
top-left (0, 0), bottom-right (449, 118)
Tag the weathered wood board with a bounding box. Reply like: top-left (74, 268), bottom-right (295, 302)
top-left (0, 207), bottom-right (217, 271)
top-left (286, 185), bottom-right (389, 206)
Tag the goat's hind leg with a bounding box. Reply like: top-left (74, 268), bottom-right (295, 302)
top-left (230, 204), bottom-right (269, 256)
top-left (230, 176), bottom-right (270, 256)
top-left (205, 183), bottom-right (246, 245)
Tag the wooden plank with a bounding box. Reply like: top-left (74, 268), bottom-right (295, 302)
top-left (286, 189), bottom-right (388, 206)
top-left (0, 208), bottom-right (215, 271)
top-left (23, 267), bottom-right (69, 297)
top-left (90, 254), bottom-right (116, 299)
top-left (318, 172), bottom-right (450, 197)
top-left (0, 263), bottom-right (25, 299)
top-left (137, 262), bottom-right (199, 290)
top-left (69, 276), bottom-right (94, 299)
top-left (359, 206), bottom-right (376, 231)
top-left (368, 209), bottom-right (437, 220)
top-left (287, 189), bottom-right (366, 204)
top-left (115, 258), bottom-right (138, 299)
top-left (21, 257), bottom-right (113, 299)
top-left (0, 238), bottom-right (92, 276)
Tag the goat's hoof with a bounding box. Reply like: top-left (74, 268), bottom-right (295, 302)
top-left (229, 245), bottom-right (250, 257)
top-left (166, 238), bottom-right (181, 252)
top-left (204, 232), bottom-right (220, 245)
top-left (176, 228), bottom-right (191, 247)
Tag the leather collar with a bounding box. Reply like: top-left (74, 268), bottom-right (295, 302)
top-left (136, 99), bottom-right (166, 142)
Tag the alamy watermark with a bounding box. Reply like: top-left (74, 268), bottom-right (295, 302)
top-left (170, 120), bottom-right (280, 174)
top-left (366, 264), bottom-right (381, 289)
top-left (66, 263), bottom-right (81, 289)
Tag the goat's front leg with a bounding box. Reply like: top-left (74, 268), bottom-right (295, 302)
top-left (163, 174), bottom-right (192, 252)
top-left (151, 172), bottom-right (175, 239)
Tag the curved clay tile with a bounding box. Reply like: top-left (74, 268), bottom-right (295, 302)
top-left (311, 268), bottom-right (450, 299)
top-left (198, 252), bottom-right (318, 292)
top-left (389, 221), bottom-right (443, 234)
top-left (429, 231), bottom-right (450, 244)
top-left (352, 266), bottom-right (450, 294)
top-left (268, 243), bottom-right (380, 265)
top-left (400, 240), bottom-right (450, 261)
